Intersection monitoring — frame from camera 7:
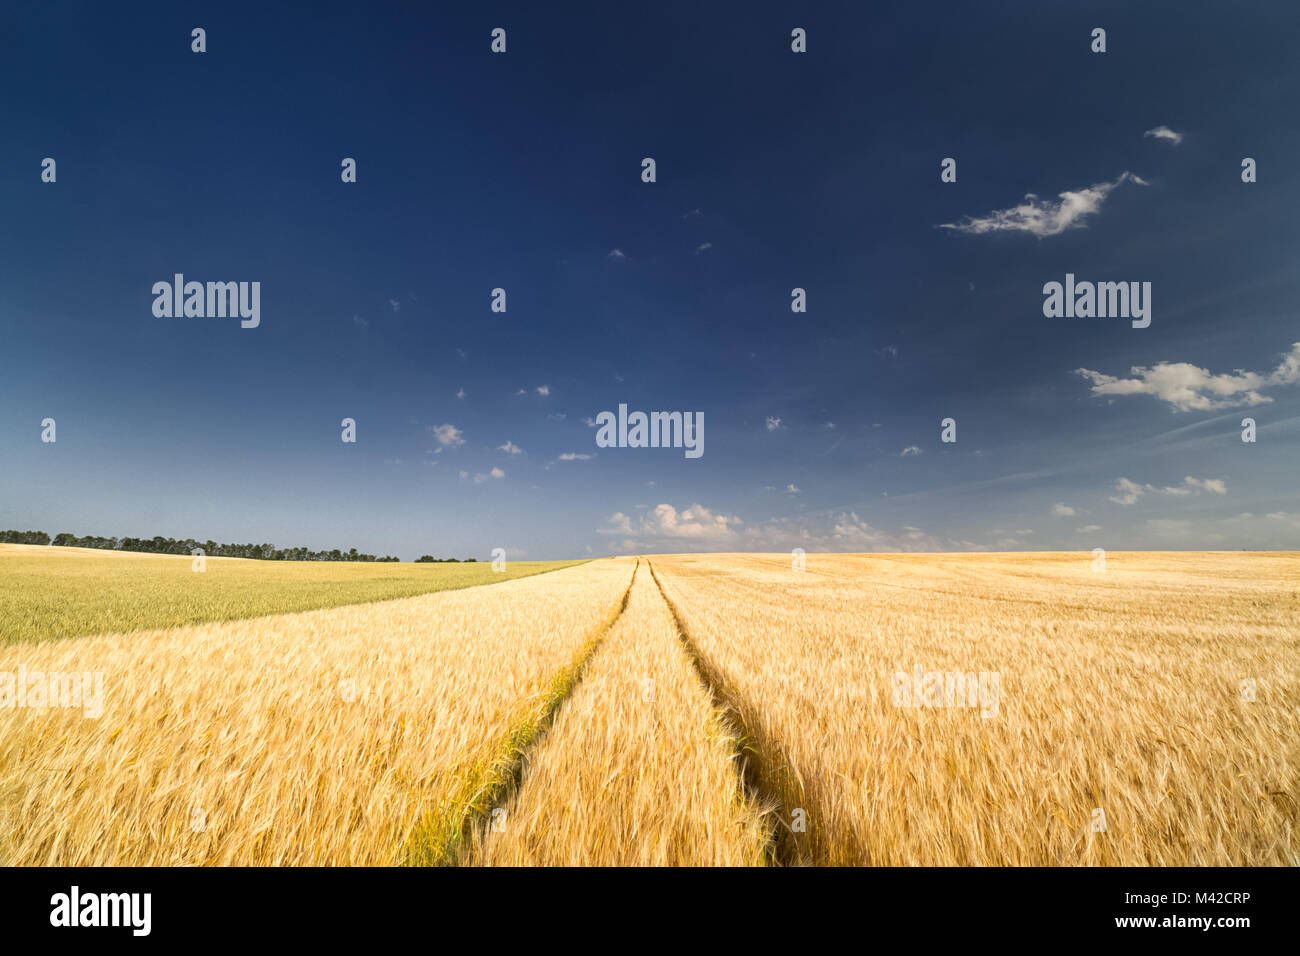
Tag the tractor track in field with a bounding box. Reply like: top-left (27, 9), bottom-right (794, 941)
top-left (410, 558), bottom-right (640, 866)
top-left (646, 559), bottom-right (810, 866)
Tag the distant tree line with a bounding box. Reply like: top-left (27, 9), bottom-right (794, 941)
top-left (0, 529), bottom-right (401, 562)
top-left (414, 555), bottom-right (478, 563)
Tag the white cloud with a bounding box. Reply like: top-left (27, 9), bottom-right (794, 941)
top-left (557, 452), bottom-right (594, 461)
top-left (352, 314), bottom-right (368, 329)
top-left (901, 446), bottom-right (922, 457)
top-left (766, 417), bottom-right (783, 431)
top-left (694, 242), bottom-right (712, 254)
top-left (1078, 524), bottom-right (1102, 533)
top-left (1076, 343), bottom-right (1300, 412)
top-left (1144, 125), bottom-right (1184, 145)
top-left (1183, 476), bottom-right (1227, 495)
top-left (786, 483), bottom-right (800, 494)
top-left (1110, 477), bottom-right (1148, 506)
top-left (388, 299), bottom-right (401, 313)
top-left (1110, 475), bottom-right (1228, 506)
top-left (607, 248), bottom-right (626, 260)
top-left (429, 423), bottom-right (464, 449)
top-left (536, 385), bottom-right (551, 397)
top-left (1052, 502), bottom-right (1077, 517)
top-left (824, 422), bottom-right (836, 430)
top-left (498, 441), bottom-right (523, 455)
top-left (938, 171), bottom-right (1146, 238)
top-left (598, 503), bottom-right (949, 553)
top-left (599, 503), bottom-right (742, 541)
top-left (456, 387), bottom-right (466, 400)
top-left (583, 417), bottom-right (597, 427)
top-left (467, 467), bottom-right (505, 484)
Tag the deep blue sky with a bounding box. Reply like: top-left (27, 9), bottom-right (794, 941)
top-left (2, 1), bottom-right (1298, 558)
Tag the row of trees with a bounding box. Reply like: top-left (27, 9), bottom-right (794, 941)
top-left (0, 529), bottom-right (401, 562)
top-left (415, 556), bottom-right (478, 562)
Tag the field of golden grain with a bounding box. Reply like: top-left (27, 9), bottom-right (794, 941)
top-left (1, 547), bottom-right (1295, 866)
top-left (650, 551), bottom-right (1300, 866)
top-left (0, 556), bottom-right (634, 865)
top-left (0, 542), bottom-right (584, 646)
top-left (471, 560), bottom-right (769, 866)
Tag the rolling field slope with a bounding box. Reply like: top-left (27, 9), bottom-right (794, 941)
top-left (1, 549), bottom-right (1294, 866)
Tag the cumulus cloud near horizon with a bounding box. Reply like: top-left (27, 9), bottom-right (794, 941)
top-left (597, 503), bottom-right (960, 553)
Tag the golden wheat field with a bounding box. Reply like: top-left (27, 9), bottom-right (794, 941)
top-left (1, 547), bottom-right (1296, 866)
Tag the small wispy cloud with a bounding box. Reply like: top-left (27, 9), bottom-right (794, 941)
top-left (388, 299), bottom-right (401, 313)
top-left (536, 385), bottom-right (551, 397)
top-left (429, 423), bottom-right (464, 449)
top-left (464, 467), bottom-right (506, 484)
top-left (786, 483), bottom-right (801, 494)
top-left (352, 314), bottom-right (369, 330)
top-left (900, 446), bottom-right (922, 457)
top-left (1266, 512), bottom-right (1300, 530)
top-left (557, 452), bottom-right (595, 461)
top-left (583, 417), bottom-right (597, 428)
top-left (1052, 502), bottom-right (1077, 517)
top-left (456, 387), bottom-right (466, 400)
top-left (607, 248), bottom-right (626, 260)
top-left (694, 242), bottom-right (713, 255)
top-left (938, 171), bottom-right (1147, 238)
top-left (1143, 125), bottom-right (1184, 145)
top-left (498, 441), bottom-right (524, 455)
top-left (765, 416), bottom-right (783, 431)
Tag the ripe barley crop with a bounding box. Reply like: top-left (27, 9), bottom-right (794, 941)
top-left (0, 558), bottom-right (634, 866)
top-left (650, 551), bottom-right (1300, 866)
top-left (4, 548), bottom-right (1292, 867)
top-left (471, 560), bottom-right (770, 866)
